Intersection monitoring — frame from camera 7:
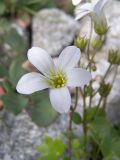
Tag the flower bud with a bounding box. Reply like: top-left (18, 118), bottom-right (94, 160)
top-left (91, 35), bottom-right (102, 49)
top-left (74, 35), bottom-right (88, 51)
top-left (98, 82), bottom-right (111, 97)
top-left (108, 49), bottom-right (120, 65)
top-left (91, 63), bottom-right (97, 72)
top-left (93, 12), bottom-right (108, 35)
top-left (85, 85), bottom-right (93, 97)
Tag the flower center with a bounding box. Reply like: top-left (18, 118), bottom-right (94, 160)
top-left (49, 72), bottom-right (67, 88)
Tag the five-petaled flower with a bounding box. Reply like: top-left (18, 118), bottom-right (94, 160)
top-left (16, 46), bottom-right (91, 113)
top-left (74, 0), bottom-right (108, 20)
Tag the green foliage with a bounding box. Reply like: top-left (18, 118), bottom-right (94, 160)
top-left (85, 106), bottom-right (104, 122)
top-left (74, 35), bottom-right (88, 51)
top-left (89, 115), bottom-right (120, 159)
top-left (1, 80), bottom-right (14, 93)
top-left (0, 64), bottom-right (8, 77)
top-left (9, 57), bottom-right (26, 86)
top-left (5, 28), bottom-right (27, 53)
top-left (0, 2), bottom-right (6, 16)
top-left (84, 85), bottom-right (93, 97)
top-left (0, 56), bottom-right (28, 114)
top-left (0, 19), bottom-right (27, 66)
top-left (2, 93), bottom-right (28, 114)
top-left (0, 18), bottom-right (11, 34)
top-left (72, 138), bottom-right (81, 149)
top-left (71, 137), bottom-right (86, 160)
top-left (29, 91), bottom-right (58, 127)
top-left (98, 82), bottom-right (111, 97)
top-left (19, 0), bottom-right (56, 12)
top-left (37, 136), bottom-right (65, 160)
top-left (91, 35), bottom-right (102, 50)
top-left (93, 13), bottom-right (108, 35)
top-left (72, 112), bottom-right (82, 124)
top-left (0, 0), bottom-right (56, 17)
top-left (108, 49), bottom-right (120, 65)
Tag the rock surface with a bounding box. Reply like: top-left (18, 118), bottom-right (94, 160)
top-left (32, 8), bottom-right (80, 56)
top-left (0, 110), bottom-right (68, 160)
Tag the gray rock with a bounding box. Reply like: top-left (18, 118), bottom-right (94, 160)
top-left (106, 68), bottom-right (120, 126)
top-left (0, 110), bottom-right (68, 160)
top-left (32, 8), bottom-right (80, 56)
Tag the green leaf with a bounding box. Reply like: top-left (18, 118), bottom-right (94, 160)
top-left (85, 106), bottom-right (104, 122)
top-left (2, 93), bottom-right (28, 114)
top-left (89, 116), bottom-right (120, 158)
top-left (38, 154), bottom-right (58, 160)
top-left (72, 112), bottom-right (82, 124)
top-left (0, 64), bottom-right (8, 77)
top-left (5, 28), bottom-right (27, 53)
top-left (37, 136), bottom-right (65, 159)
top-left (72, 139), bottom-right (80, 149)
top-left (104, 155), bottom-right (120, 160)
top-left (64, 158), bottom-right (70, 160)
top-left (30, 91), bottom-right (58, 127)
top-left (0, 2), bottom-right (6, 16)
top-left (2, 80), bottom-right (14, 93)
top-left (9, 57), bottom-right (26, 86)
top-left (0, 18), bottom-right (11, 33)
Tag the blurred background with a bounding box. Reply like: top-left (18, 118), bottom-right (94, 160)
top-left (0, 0), bottom-right (120, 160)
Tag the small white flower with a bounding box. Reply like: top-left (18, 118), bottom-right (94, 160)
top-left (16, 46), bottom-right (91, 113)
top-left (72, 0), bottom-right (82, 6)
top-left (75, 0), bottom-right (108, 20)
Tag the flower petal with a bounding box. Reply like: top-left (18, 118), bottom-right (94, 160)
top-left (57, 46), bottom-right (81, 71)
top-left (49, 87), bottom-right (71, 113)
top-left (76, 3), bottom-right (92, 12)
top-left (27, 47), bottom-right (55, 77)
top-left (92, 0), bottom-right (100, 7)
top-left (72, 0), bottom-right (82, 6)
top-left (93, 0), bottom-right (108, 13)
top-left (67, 68), bottom-right (91, 87)
top-left (16, 72), bottom-right (49, 94)
top-left (75, 11), bottom-right (91, 20)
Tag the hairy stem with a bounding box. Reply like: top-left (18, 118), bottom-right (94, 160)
top-left (86, 50), bottom-right (96, 70)
top-left (83, 86), bottom-right (87, 152)
top-left (86, 18), bottom-right (93, 60)
top-left (102, 65), bottom-right (119, 110)
top-left (68, 87), bottom-right (79, 159)
top-left (102, 63), bottom-right (112, 82)
top-left (93, 63), bottom-right (112, 98)
top-left (81, 18), bottom-right (93, 153)
top-left (111, 65), bottom-right (118, 84)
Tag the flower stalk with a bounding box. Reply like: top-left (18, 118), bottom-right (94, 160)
top-left (68, 87), bottom-right (79, 159)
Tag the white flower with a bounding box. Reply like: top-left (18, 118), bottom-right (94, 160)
top-left (16, 46), bottom-right (91, 113)
top-left (72, 0), bottom-right (82, 6)
top-left (75, 0), bottom-right (108, 20)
